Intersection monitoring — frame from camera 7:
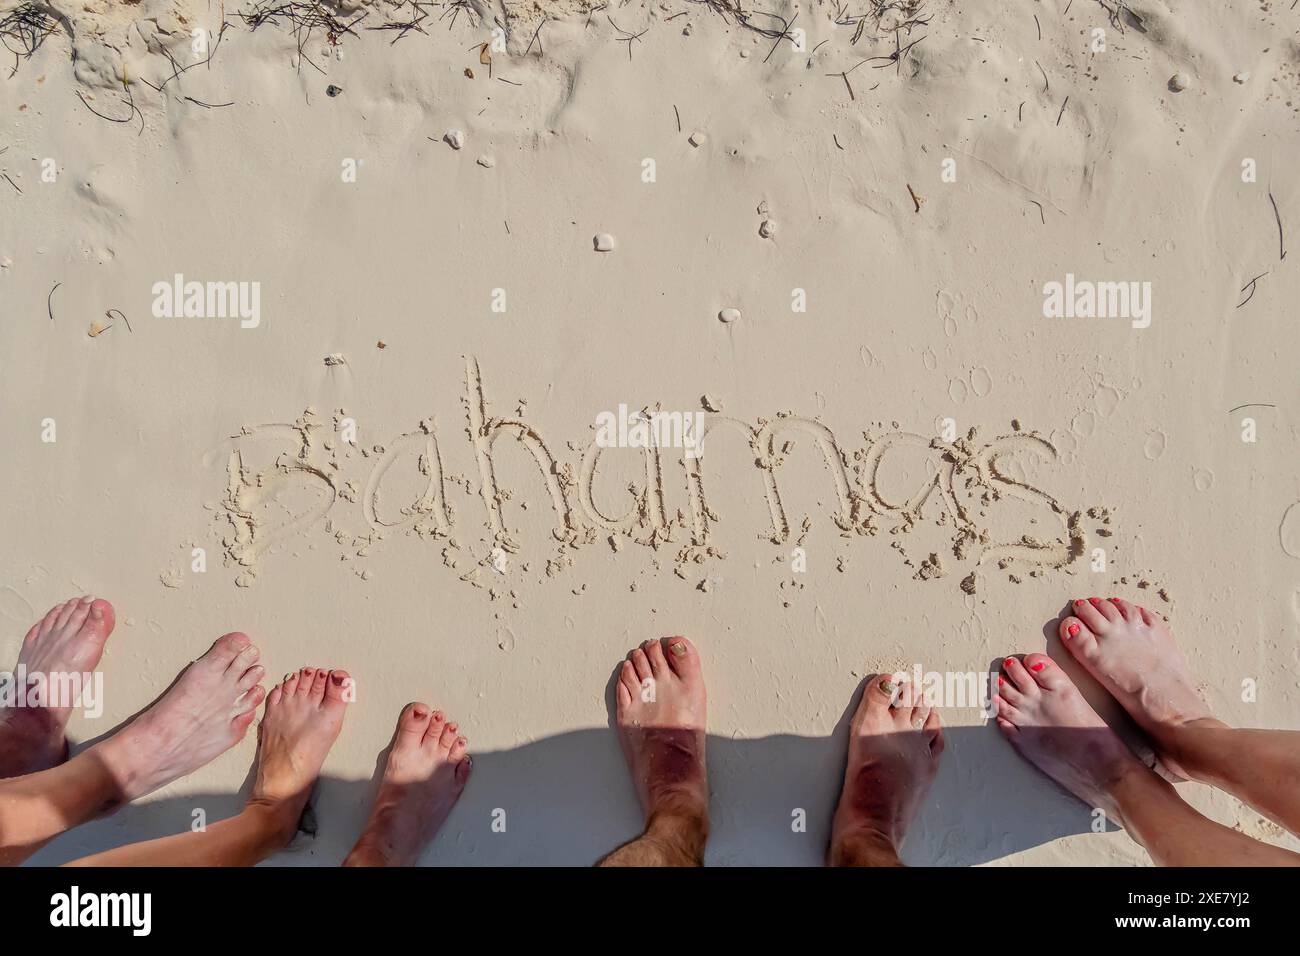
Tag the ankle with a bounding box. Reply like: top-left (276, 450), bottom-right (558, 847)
top-left (829, 824), bottom-right (902, 867)
top-left (244, 797), bottom-right (307, 847)
top-left (643, 806), bottom-right (709, 863)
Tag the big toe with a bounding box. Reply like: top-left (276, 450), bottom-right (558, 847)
top-left (207, 632), bottom-right (253, 669)
top-left (324, 670), bottom-right (352, 706)
top-left (663, 636), bottom-right (701, 680)
top-left (397, 703), bottom-right (434, 743)
top-left (85, 598), bottom-right (116, 639)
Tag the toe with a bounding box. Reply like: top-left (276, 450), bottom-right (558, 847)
top-left (1070, 598), bottom-right (1113, 634)
top-left (1022, 652), bottom-right (1066, 689)
top-left (237, 664), bottom-right (265, 692)
top-left (234, 683), bottom-right (266, 715)
top-left (643, 638), bottom-right (669, 676)
top-left (995, 672), bottom-right (1023, 706)
top-left (87, 598), bottom-right (115, 636)
top-left (208, 632), bottom-right (252, 669)
top-left (1109, 597), bottom-right (1138, 623)
top-left (1060, 615), bottom-right (1101, 664)
top-left (616, 679), bottom-right (632, 708)
top-left (398, 703), bottom-right (433, 740)
top-left (37, 602), bottom-right (64, 635)
top-left (296, 667), bottom-right (316, 694)
top-left (454, 753), bottom-right (473, 784)
top-left (618, 661), bottom-right (641, 701)
top-left (227, 643), bottom-right (260, 677)
top-left (61, 599), bottom-right (92, 636)
top-left (994, 695), bottom-right (1019, 728)
top-left (439, 721), bottom-right (459, 750)
top-left (324, 670), bottom-right (351, 704)
top-left (309, 668), bottom-right (329, 700)
top-left (449, 736), bottom-right (468, 761)
top-left (1088, 596), bottom-right (1122, 624)
top-left (267, 684), bottom-right (283, 708)
top-left (281, 670), bottom-right (300, 695)
top-left (863, 673), bottom-right (898, 714)
top-left (664, 635), bottom-right (700, 680)
top-left (1136, 603), bottom-right (1158, 627)
top-left (629, 648), bottom-right (652, 682)
top-left (1002, 657), bottom-right (1037, 694)
top-left (423, 710), bottom-right (446, 744)
top-left (53, 599), bottom-right (80, 630)
top-left (924, 709), bottom-right (944, 753)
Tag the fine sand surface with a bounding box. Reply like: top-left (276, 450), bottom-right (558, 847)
top-left (2, 0), bottom-right (1299, 865)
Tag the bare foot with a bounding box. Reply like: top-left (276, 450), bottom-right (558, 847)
top-left (246, 667), bottom-right (351, 839)
top-left (96, 633), bottom-right (266, 802)
top-left (615, 636), bottom-right (708, 825)
top-left (1061, 597), bottom-right (1215, 774)
top-left (995, 652), bottom-right (1145, 825)
top-left (0, 596), bottom-right (116, 775)
top-left (344, 703), bottom-right (471, 866)
top-left (830, 675), bottom-right (943, 865)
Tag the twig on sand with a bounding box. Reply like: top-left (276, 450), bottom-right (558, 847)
top-left (75, 87), bottom-right (145, 136)
top-left (243, 1), bottom-right (368, 75)
top-left (0, 3), bottom-right (62, 78)
top-left (1056, 95), bottom-right (1069, 126)
top-left (1236, 272), bottom-right (1267, 308)
top-left (1033, 13), bottom-right (1041, 40)
top-left (673, 104), bottom-right (682, 132)
top-left (1228, 403), bottom-right (1276, 413)
top-left (833, 133), bottom-right (845, 150)
top-left (47, 282), bottom-right (60, 322)
top-left (2, 173), bottom-right (20, 194)
top-left (1036, 61), bottom-right (1049, 92)
top-left (762, 11), bottom-right (796, 63)
top-left (907, 183), bottom-right (922, 212)
top-left (1028, 199), bottom-right (1045, 224)
top-left (183, 96), bottom-right (235, 108)
top-left (106, 308), bottom-right (132, 332)
top-left (525, 17), bottom-right (547, 57)
top-left (1269, 190), bottom-right (1286, 260)
top-left (1018, 101), bottom-right (1025, 121)
top-left (607, 15), bottom-right (648, 61)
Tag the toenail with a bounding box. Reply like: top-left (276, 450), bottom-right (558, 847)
top-left (413, 706), bottom-right (427, 718)
top-left (997, 677), bottom-right (1005, 687)
top-left (670, 640), bottom-right (687, 656)
top-left (432, 711), bottom-right (444, 721)
top-left (330, 673), bottom-right (344, 685)
top-left (1074, 599), bottom-right (1085, 607)
top-left (1067, 624), bottom-right (1080, 637)
top-left (879, 678), bottom-right (897, 694)
top-left (1031, 662), bottom-right (1046, 671)
top-left (1003, 657), bottom-right (1016, 668)
top-left (1089, 598), bottom-right (1102, 606)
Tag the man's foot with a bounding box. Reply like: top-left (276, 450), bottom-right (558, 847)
top-left (830, 675), bottom-right (943, 866)
top-left (615, 636), bottom-right (709, 826)
top-left (344, 703), bottom-right (472, 866)
top-left (96, 632), bottom-right (266, 802)
top-left (1060, 597), bottom-right (1216, 775)
top-left (995, 652), bottom-right (1146, 825)
top-left (246, 667), bottom-right (351, 841)
top-left (0, 596), bottom-right (116, 776)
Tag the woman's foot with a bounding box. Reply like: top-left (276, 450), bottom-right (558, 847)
top-left (995, 652), bottom-right (1146, 826)
top-left (615, 636), bottom-right (709, 826)
top-left (96, 632), bottom-right (266, 802)
top-left (0, 596), bottom-right (116, 776)
top-left (1060, 598), bottom-right (1217, 776)
top-left (246, 667), bottom-right (352, 842)
top-left (830, 675), bottom-right (943, 866)
top-left (343, 703), bottom-right (472, 866)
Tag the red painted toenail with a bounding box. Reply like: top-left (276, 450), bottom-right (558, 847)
top-left (998, 677), bottom-right (1005, 687)
top-left (1067, 624), bottom-right (1080, 637)
top-left (1003, 657), bottom-right (1016, 668)
top-left (1031, 662), bottom-right (1046, 671)
top-left (1074, 599), bottom-right (1085, 607)
top-left (1089, 598), bottom-right (1102, 606)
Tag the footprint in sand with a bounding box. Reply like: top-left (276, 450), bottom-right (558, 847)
top-left (1193, 468), bottom-right (1215, 492)
top-left (1280, 502), bottom-right (1300, 559)
top-left (968, 366), bottom-right (992, 398)
top-left (1143, 430), bottom-right (1167, 460)
top-left (948, 378), bottom-right (968, 403)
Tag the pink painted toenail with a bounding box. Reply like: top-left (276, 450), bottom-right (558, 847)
top-left (1089, 598), bottom-right (1102, 607)
top-left (997, 677), bottom-right (1005, 687)
top-left (1067, 624), bottom-right (1080, 637)
top-left (1074, 599), bottom-right (1085, 607)
top-left (1003, 657), bottom-right (1016, 668)
top-left (1031, 662), bottom-right (1046, 671)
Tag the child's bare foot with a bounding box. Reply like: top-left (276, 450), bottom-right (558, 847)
top-left (830, 675), bottom-right (943, 866)
top-left (615, 636), bottom-right (708, 826)
top-left (0, 596), bottom-right (116, 776)
top-left (343, 703), bottom-right (472, 866)
top-left (247, 667), bottom-right (351, 840)
top-left (96, 632), bottom-right (266, 802)
top-left (995, 652), bottom-right (1145, 825)
top-left (1060, 597), bottom-right (1216, 774)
